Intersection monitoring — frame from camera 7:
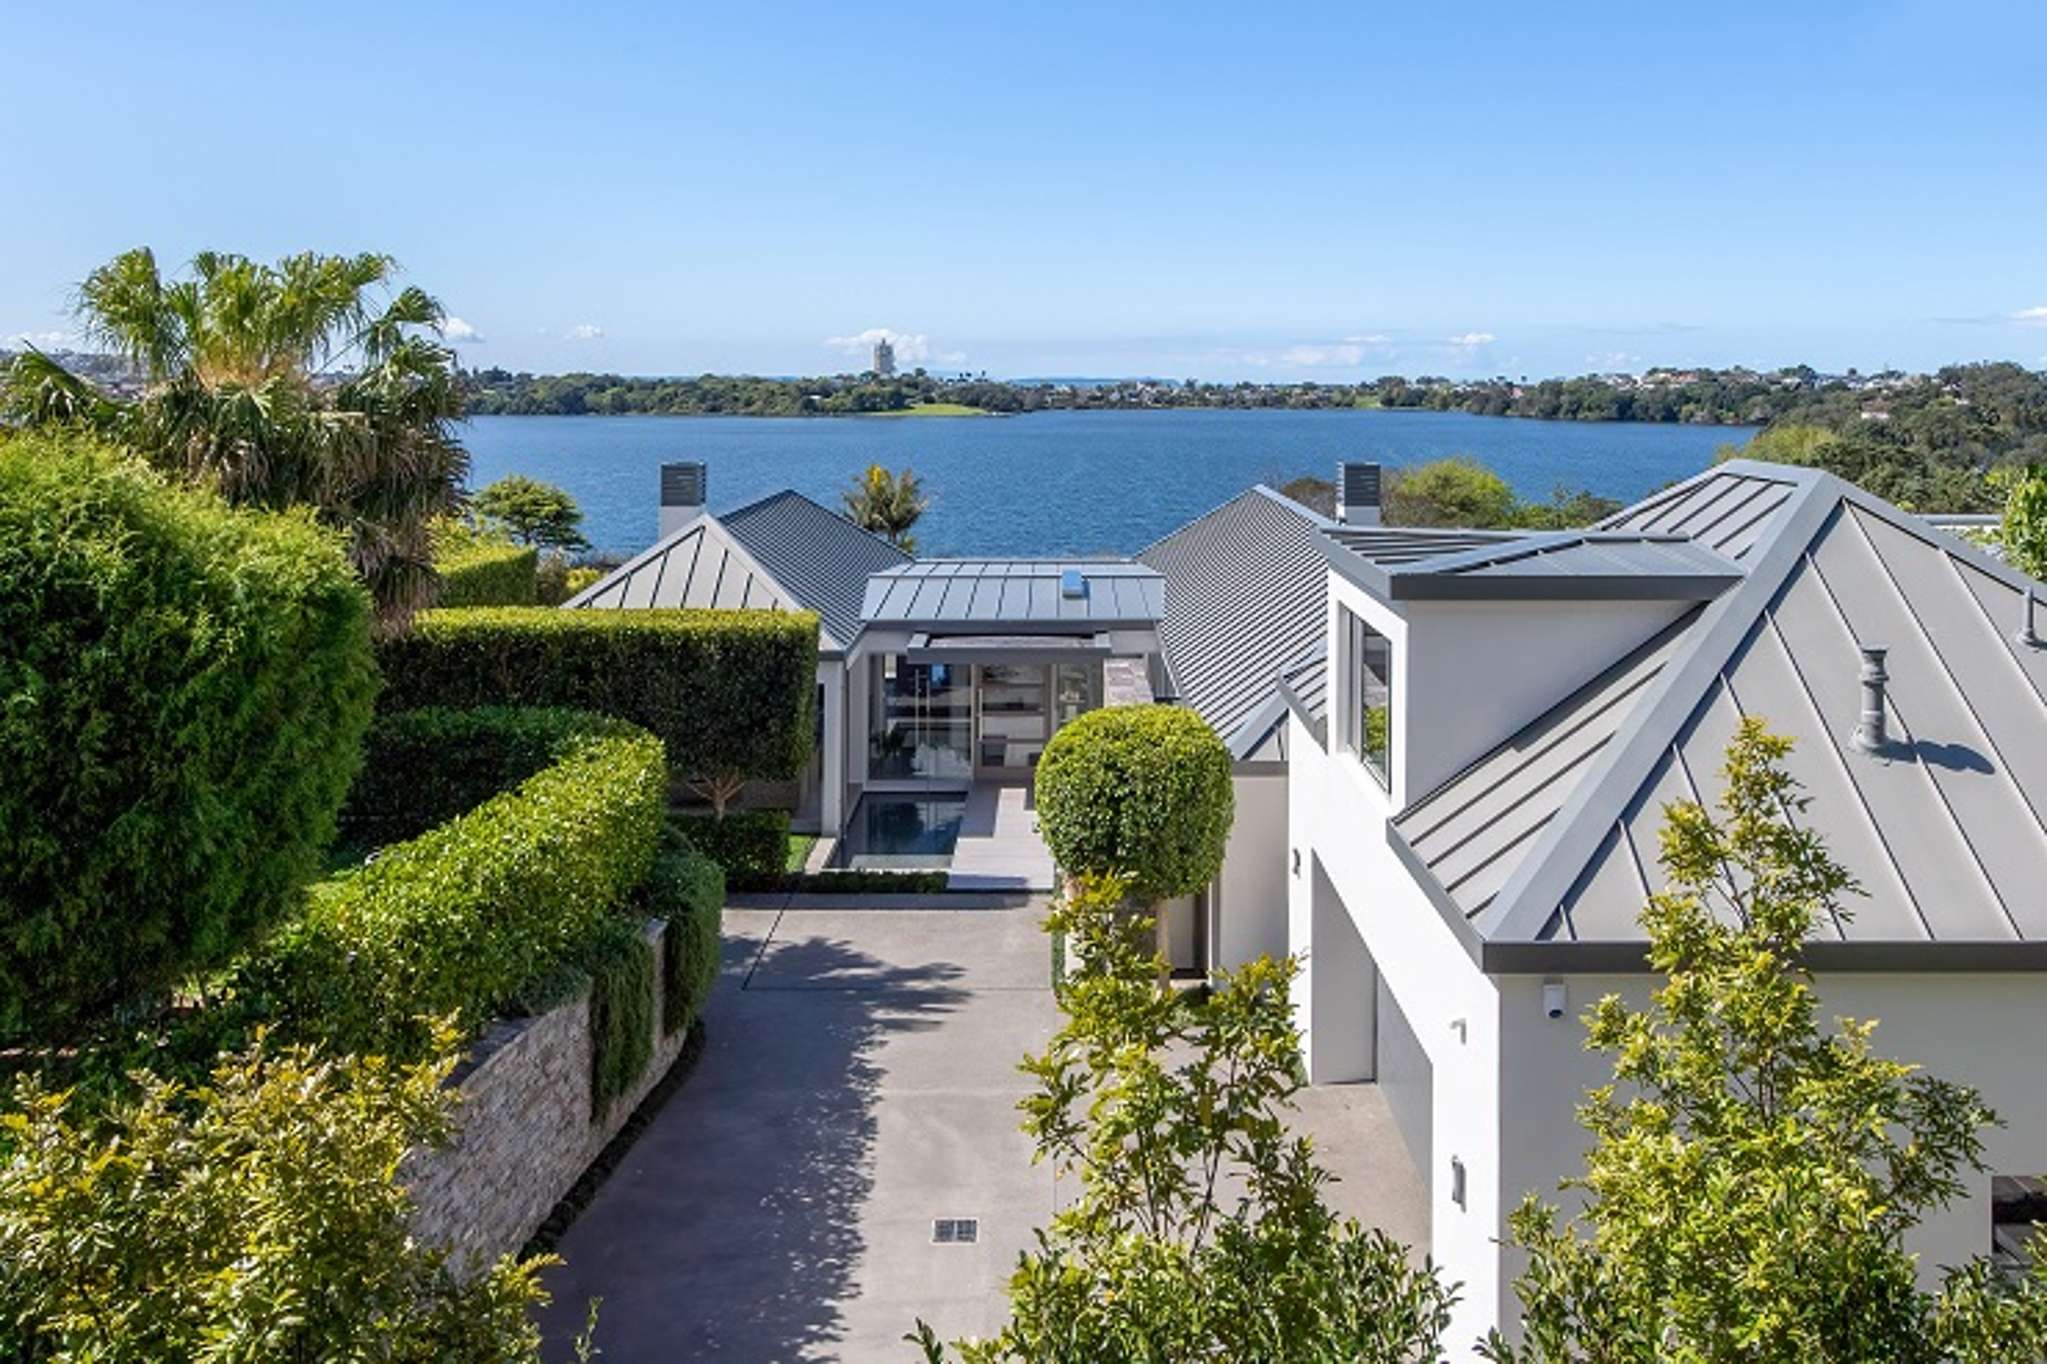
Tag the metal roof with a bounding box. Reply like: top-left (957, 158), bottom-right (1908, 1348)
top-left (1324, 525), bottom-right (1745, 602)
top-left (1390, 460), bottom-right (2047, 966)
top-left (564, 490), bottom-right (906, 652)
top-left (860, 559), bottom-right (1164, 630)
top-left (1323, 525), bottom-right (1520, 564)
top-left (721, 491), bottom-right (911, 650)
top-left (1137, 485), bottom-right (1335, 756)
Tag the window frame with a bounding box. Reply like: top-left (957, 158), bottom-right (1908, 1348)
top-left (1341, 604), bottom-right (1393, 790)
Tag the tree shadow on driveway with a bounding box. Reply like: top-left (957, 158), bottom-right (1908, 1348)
top-left (538, 917), bottom-right (972, 1362)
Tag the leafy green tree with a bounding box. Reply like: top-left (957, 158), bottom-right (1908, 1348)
top-left (1995, 464), bottom-right (2047, 583)
top-left (0, 247), bottom-right (468, 628)
top-left (0, 1028), bottom-right (578, 1361)
top-left (472, 473), bottom-right (590, 552)
top-left (1384, 456), bottom-right (1518, 527)
top-left (842, 462), bottom-right (927, 550)
top-left (1484, 719), bottom-right (2047, 1363)
top-left (911, 873), bottom-right (1455, 1363)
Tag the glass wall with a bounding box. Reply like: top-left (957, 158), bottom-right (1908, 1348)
top-left (1342, 606), bottom-right (1393, 787)
top-left (868, 658), bottom-right (972, 781)
top-left (977, 663), bottom-right (1048, 771)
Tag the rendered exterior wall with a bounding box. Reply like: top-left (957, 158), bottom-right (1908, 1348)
top-left (1213, 767), bottom-right (1289, 971)
top-left (1288, 703), bottom-right (1505, 1351)
top-left (1497, 970), bottom-right (2047, 1304)
top-left (407, 918), bottom-right (688, 1275)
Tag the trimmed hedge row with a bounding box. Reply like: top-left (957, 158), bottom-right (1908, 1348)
top-left (678, 809), bottom-right (791, 879)
top-left (373, 607), bottom-right (819, 784)
top-left (436, 542), bottom-right (538, 607)
top-left (252, 707), bottom-right (667, 1061)
top-left (0, 434), bottom-right (377, 1041)
top-left (587, 919), bottom-right (655, 1118)
top-left (648, 832), bottom-right (725, 1037)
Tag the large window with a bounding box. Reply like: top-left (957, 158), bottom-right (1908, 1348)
top-left (1343, 606), bottom-right (1393, 787)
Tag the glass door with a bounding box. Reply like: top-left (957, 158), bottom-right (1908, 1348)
top-left (976, 663), bottom-right (1049, 773)
top-left (868, 657), bottom-right (971, 781)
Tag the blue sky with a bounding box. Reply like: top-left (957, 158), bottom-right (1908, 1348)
top-left (4, 0), bottom-right (2044, 380)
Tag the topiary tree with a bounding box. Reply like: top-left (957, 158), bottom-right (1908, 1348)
top-left (1034, 704), bottom-right (1234, 905)
top-left (1484, 719), bottom-right (2047, 1362)
top-left (0, 433), bottom-right (378, 1042)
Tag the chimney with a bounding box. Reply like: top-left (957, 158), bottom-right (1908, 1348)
top-left (1851, 644), bottom-right (1889, 753)
top-left (1337, 461), bottom-right (1382, 526)
top-left (659, 461), bottom-right (707, 539)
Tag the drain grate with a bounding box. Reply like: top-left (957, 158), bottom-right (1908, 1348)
top-left (932, 1218), bottom-right (979, 1244)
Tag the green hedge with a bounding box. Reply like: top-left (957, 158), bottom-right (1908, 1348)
top-left (432, 520), bottom-right (538, 607)
top-left (253, 708), bottom-right (667, 1060)
top-left (679, 809), bottom-right (791, 878)
top-left (1035, 704), bottom-right (1235, 903)
top-left (587, 918), bottom-right (655, 1118)
top-left (375, 607), bottom-right (818, 784)
top-left (0, 433), bottom-right (377, 1040)
top-left (647, 833), bottom-right (725, 1036)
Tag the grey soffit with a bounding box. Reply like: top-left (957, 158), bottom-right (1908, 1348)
top-left (1136, 485), bottom-right (1336, 752)
top-left (1322, 526), bottom-right (1746, 601)
top-left (1391, 458), bottom-right (2047, 959)
top-left (861, 559), bottom-right (1165, 629)
top-left (564, 490), bottom-right (907, 652)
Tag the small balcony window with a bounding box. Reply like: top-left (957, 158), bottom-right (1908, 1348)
top-left (1341, 606), bottom-right (1393, 788)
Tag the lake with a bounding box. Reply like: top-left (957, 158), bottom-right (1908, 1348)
top-left (461, 409), bottom-right (1757, 559)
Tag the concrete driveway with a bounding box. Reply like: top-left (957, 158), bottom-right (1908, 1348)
top-left (537, 899), bottom-right (1426, 1362)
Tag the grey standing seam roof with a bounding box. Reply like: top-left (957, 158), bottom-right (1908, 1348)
top-left (1392, 459), bottom-right (2047, 960)
top-left (563, 489), bottom-right (906, 651)
top-left (860, 559), bottom-right (1164, 628)
top-left (1324, 526), bottom-right (1744, 601)
top-left (1137, 485), bottom-right (1335, 756)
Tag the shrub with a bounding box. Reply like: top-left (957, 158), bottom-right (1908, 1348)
top-left (0, 1032), bottom-right (554, 1361)
top-left (1996, 463), bottom-right (2047, 582)
top-left (375, 608), bottom-right (818, 791)
top-left (0, 433), bottom-right (377, 1041)
top-left (646, 833), bottom-right (725, 1036)
top-left (679, 809), bottom-right (791, 878)
top-left (436, 540), bottom-right (539, 607)
top-left (254, 708), bottom-right (667, 1060)
top-left (1384, 456), bottom-right (1518, 528)
top-left (1035, 704), bottom-right (1235, 903)
top-left (587, 918), bottom-right (655, 1119)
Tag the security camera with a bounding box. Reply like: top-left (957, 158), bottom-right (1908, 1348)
top-left (1542, 980), bottom-right (1567, 1021)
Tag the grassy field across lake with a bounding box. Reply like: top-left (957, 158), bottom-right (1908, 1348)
top-left (860, 402), bottom-right (992, 417)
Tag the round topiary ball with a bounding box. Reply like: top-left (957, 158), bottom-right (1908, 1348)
top-left (1034, 703), bottom-right (1235, 902)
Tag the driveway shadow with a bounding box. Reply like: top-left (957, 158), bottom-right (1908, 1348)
top-left (538, 918), bottom-right (970, 1361)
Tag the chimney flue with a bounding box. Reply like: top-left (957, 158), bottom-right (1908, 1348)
top-left (1337, 461), bottom-right (1382, 526)
top-left (659, 462), bottom-right (707, 539)
top-left (1851, 644), bottom-right (1889, 753)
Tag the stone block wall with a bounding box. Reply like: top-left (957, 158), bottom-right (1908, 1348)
top-left (407, 918), bottom-right (686, 1272)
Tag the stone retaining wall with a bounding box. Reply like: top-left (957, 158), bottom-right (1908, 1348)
top-left (407, 917), bottom-right (685, 1272)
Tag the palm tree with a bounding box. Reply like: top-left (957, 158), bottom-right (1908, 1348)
top-left (842, 463), bottom-right (927, 551)
top-left (1, 248), bottom-right (467, 629)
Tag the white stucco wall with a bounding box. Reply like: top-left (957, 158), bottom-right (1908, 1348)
top-left (1214, 767), bottom-right (1289, 971)
top-left (1288, 708), bottom-right (1505, 1351)
top-left (1499, 970), bottom-right (2047, 1304)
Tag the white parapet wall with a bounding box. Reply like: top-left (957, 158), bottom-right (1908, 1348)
top-left (406, 918), bottom-right (690, 1275)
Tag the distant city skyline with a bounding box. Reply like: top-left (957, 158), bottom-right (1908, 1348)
top-left (3, 1), bottom-right (2044, 382)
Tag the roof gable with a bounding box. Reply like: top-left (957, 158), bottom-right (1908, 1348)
top-left (1394, 460), bottom-right (2047, 957)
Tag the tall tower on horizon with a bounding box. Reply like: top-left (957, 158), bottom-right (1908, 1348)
top-left (872, 336), bottom-right (896, 377)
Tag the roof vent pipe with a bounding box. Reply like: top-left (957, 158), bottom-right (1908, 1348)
top-left (1337, 461), bottom-right (1382, 527)
top-left (659, 461), bottom-right (707, 539)
top-left (2019, 588), bottom-right (2041, 649)
top-left (1851, 645), bottom-right (1889, 754)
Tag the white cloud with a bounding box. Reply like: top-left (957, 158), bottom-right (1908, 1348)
top-left (825, 327), bottom-right (933, 365)
top-left (6, 329), bottom-right (69, 348)
top-left (1586, 350), bottom-right (1641, 371)
top-left (564, 323), bottom-right (605, 341)
top-left (1279, 343), bottom-right (1369, 367)
top-left (1232, 335), bottom-right (1395, 368)
top-left (442, 316), bottom-right (485, 343)
top-left (2014, 306), bottom-right (2047, 326)
top-left (1447, 331), bottom-right (1497, 348)
top-left (1341, 333), bottom-right (1393, 345)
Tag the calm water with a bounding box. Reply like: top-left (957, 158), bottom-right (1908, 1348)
top-left (461, 409), bottom-right (1756, 559)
